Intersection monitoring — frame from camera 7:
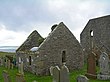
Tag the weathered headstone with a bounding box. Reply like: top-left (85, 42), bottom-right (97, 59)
top-left (97, 52), bottom-right (110, 80)
top-left (16, 73), bottom-right (26, 82)
top-left (18, 63), bottom-right (21, 73)
top-left (18, 62), bottom-right (24, 75)
top-left (50, 66), bottom-right (54, 76)
top-left (77, 75), bottom-right (89, 82)
top-left (85, 52), bottom-right (97, 79)
top-left (8, 60), bottom-right (11, 69)
top-left (60, 64), bottom-right (70, 82)
top-left (1, 58), bottom-right (4, 66)
top-left (52, 66), bottom-right (60, 82)
top-left (99, 52), bottom-right (109, 74)
top-left (5, 58), bottom-right (8, 68)
top-left (0, 58), bottom-right (4, 66)
top-left (20, 61), bottom-right (24, 75)
top-left (2, 70), bottom-right (11, 82)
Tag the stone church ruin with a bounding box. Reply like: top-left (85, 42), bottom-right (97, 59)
top-left (80, 15), bottom-right (110, 60)
top-left (16, 22), bottom-right (84, 76)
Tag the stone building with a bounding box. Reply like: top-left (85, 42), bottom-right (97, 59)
top-left (80, 15), bottom-right (110, 60)
top-left (16, 22), bottom-right (84, 76)
top-left (16, 30), bottom-right (44, 52)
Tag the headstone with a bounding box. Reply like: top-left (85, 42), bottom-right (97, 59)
top-left (20, 61), bottom-right (24, 75)
top-left (16, 73), bottom-right (26, 82)
top-left (97, 52), bottom-right (110, 80)
top-left (8, 60), bottom-right (11, 69)
top-left (0, 58), bottom-right (3, 66)
top-left (5, 58), bottom-right (8, 68)
top-left (18, 63), bottom-right (21, 73)
top-left (85, 52), bottom-right (97, 79)
top-left (1, 58), bottom-right (4, 66)
top-left (52, 66), bottom-right (60, 82)
top-left (77, 75), bottom-right (89, 82)
top-left (60, 64), bottom-right (70, 82)
top-left (18, 62), bottom-right (24, 75)
top-left (50, 66), bottom-right (54, 76)
top-left (2, 70), bottom-right (11, 82)
top-left (99, 52), bottom-right (109, 74)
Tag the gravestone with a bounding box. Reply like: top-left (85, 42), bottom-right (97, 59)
top-left (16, 73), bottom-right (26, 82)
top-left (77, 75), bottom-right (89, 82)
top-left (5, 58), bottom-right (8, 68)
top-left (0, 58), bottom-right (3, 66)
top-left (2, 70), bottom-right (11, 82)
top-left (1, 58), bottom-right (4, 66)
top-left (85, 52), bottom-right (97, 79)
top-left (52, 66), bottom-right (60, 82)
top-left (99, 52), bottom-right (109, 74)
top-left (60, 64), bottom-right (70, 82)
top-left (97, 52), bottom-right (110, 80)
top-left (8, 60), bottom-right (11, 69)
top-left (50, 66), bottom-right (54, 76)
top-left (18, 62), bottom-right (24, 75)
top-left (18, 63), bottom-right (21, 73)
top-left (20, 61), bottom-right (24, 75)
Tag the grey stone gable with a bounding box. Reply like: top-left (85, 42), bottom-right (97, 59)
top-left (36, 22), bottom-right (83, 72)
top-left (38, 22), bottom-right (81, 50)
top-left (16, 30), bottom-right (43, 52)
top-left (81, 15), bottom-right (110, 36)
top-left (80, 15), bottom-right (110, 61)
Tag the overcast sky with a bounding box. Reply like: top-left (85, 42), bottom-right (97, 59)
top-left (0, 0), bottom-right (110, 46)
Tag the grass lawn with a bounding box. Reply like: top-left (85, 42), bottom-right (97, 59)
top-left (0, 65), bottom-right (110, 82)
top-left (0, 52), bottom-right (15, 57)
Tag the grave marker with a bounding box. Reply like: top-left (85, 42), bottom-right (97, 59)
top-left (85, 52), bottom-right (97, 79)
top-left (60, 64), bottom-right (70, 82)
top-left (97, 52), bottom-right (110, 80)
top-left (2, 70), bottom-right (11, 82)
top-left (16, 73), bottom-right (26, 82)
top-left (52, 66), bottom-right (60, 82)
top-left (77, 75), bottom-right (89, 82)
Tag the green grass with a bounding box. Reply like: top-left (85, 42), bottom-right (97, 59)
top-left (0, 52), bottom-right (15, 57)
top-left (0, 65), bottom-right (110, 82)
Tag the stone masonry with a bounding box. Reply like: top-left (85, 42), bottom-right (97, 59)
top-left (80, 15), bottom-right (110, 60)
top-left (16, 22), bottom-right (84, 76)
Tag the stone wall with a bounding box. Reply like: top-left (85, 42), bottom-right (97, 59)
top-left (16, 30), bottom-right (44, 51)
top-left (16, 22), bottom-right (84, 76)
top-left (80, 15), bottom-right (110, 60)
top-left (34, 22), bottom-right (84, 75)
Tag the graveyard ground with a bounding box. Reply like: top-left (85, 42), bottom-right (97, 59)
top-left (0, 65), bottom-right (110, 82)
top-left (0, 52), bottom-right (110, 82)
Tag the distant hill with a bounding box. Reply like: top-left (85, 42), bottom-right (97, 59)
top-left (0, 46), bottom-right (18, 52)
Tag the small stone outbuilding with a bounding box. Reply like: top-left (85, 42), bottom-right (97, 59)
top-left (16, 22), bottom-right (84, 76)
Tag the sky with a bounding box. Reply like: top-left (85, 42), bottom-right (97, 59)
top-left (0, 0), bottom-right (110, 46)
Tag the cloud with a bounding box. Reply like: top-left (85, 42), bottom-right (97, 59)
top-left (0, 0), bottom-right (110, 45)
top-left (0, 24), bottom-right (28, 46)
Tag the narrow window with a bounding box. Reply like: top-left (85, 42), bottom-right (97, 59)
top-left (90, 30), bottom-right (93, 37)
top-left (29, 56), bottom-right (31, 65)
top-left (62, 51), bottom-right (66, 63)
